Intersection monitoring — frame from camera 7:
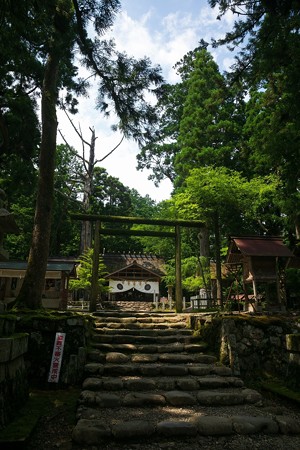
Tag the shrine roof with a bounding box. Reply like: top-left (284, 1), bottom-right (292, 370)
top-left (227, 236), bottom-right (294, 264)
top-left (102, 253), bottom-right (165, 278)
top-left (0, 261), bottom-right (75, 273)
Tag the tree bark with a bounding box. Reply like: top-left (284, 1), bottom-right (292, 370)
top-left (214, 212), bottom-right (223, 307)
top-left (16, 1), bottom-right (72, 308)
top-left (90, 220), bottom-right (100, 312)
top-left (197, 226), bottom-right (210, 297)
top-left (80, 128), bottom-right (96, 252)
top-left (175, 225), bottom-right (183, 313)
top-left (17, 48), bottom-right (59, 308)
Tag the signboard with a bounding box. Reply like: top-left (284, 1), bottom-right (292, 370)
top-left (48, 332), bottom-right (66, 383)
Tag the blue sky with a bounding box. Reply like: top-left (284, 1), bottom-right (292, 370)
top-left (57, 1), bottom-right (235, 202)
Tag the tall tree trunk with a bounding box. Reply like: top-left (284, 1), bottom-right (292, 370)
top-left (80, 128), bottom-right (96, 253)
top-left (295, 214), bottom-right (300, 241)
top-left (197, 226), bottom-right (210, 296)
top-left (17, 50), bottom-right (59, 308)
top-left (214, 212), bottom-right (223, 307)
top-left (16, 2), bottom-right (72, 308)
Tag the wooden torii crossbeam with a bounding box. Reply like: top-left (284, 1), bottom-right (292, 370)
top-left (71, 214), bottom-right (205, 312)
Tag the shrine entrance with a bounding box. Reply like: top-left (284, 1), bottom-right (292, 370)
top-left (71, 213), bottom-right (205, 313)
top-left (105, 260), bottom-right (161, 303)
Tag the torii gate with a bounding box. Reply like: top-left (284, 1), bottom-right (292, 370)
top-left (71, 214), bottom-right (205, 313)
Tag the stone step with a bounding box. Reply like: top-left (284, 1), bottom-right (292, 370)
top-left (89, 342), bottom-right (207, 356)
top-left (94, 321), bottom-right (189, 329)
top-left (94, 315), bottom-right (188, 323)
top-left (78, 387), bottom-right (262, 408)
top-left (101, 301), bottom-right (154, 312)
top-left (82, 375), bottom-right (244, 391)
top-left (93, 327), bottom-right (193, 336)
top-left (84, 361), bottom-right (235, 377)
top-left (87, 350), bottom-right (216, 364)
top-left (72, 410), bottom-right (300, 445)
top-left (74, 311), bottom-right (293, 447)
top-left (91, 333), bottom-right (199, 345)
top-left (93, 311), bottom-right (187, 319)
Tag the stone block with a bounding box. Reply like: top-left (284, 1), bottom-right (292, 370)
top-left (93, 392), bottom-right (120, 407)
top-left (160, 365), bottom-right (188, 376)
top-left (198, 376), bottom-right (229, 389)
top-left (112, 420), bottom-right (155, 439)
top-left (72, 419), bottom-right (111, 444)
top-left (288, 353), bottom-right (300, 365)
top-left (139, 364), bottom-right (161, 376)
top-left (3, 319), bottom-right (15, 336)
top-left (0, 318), bottom-right (4, 337)
top-left (105, 352), bottom-right (129, 364)
top-left (176, 378), bottom-right (199, 390)
top-left (242, 388), bottom-right (262, 404)
top-left (10, 334), bottom-right (28, 360)
top-left (0, 362), bottom-right (5, 382)
top-left (7, 355), bottom-right (25, 378)
top-left (157, 420), bottom-right (197, 436)
top-left (101, 377), bottom-right (124, 390)
top-left (122, 392), bottom-right (166, 406)
top-left (195, 415), bottom-right (234, 435)
top-left (276, 415), bottom-right (300, 434)
top-left (164, 390), bottom-right (197, 406)
top-left (84, 363), bottom-right (104, 374)
top-left (156, 378), bottom-right (176, 390)
top-left (232, 416), bottom-right (278, 434)
top-left (124, 378), bottom-right (156, 391)
top-left (131, 354), bottom-right (158, 363)
top-left (188, 365), bottom-right (212, 376)
top-left (0, 338), bottom-right (12, 362)
top-left (197, 390), bottom-right (244, 406)
top-left (83, 377), bottom-right (103, 391)
top-left (80, 390), bottom-right (120, 407)
top-left (286, 334), bottom-right (300, 352)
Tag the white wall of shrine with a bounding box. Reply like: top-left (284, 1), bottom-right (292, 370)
top-left (109, 279), bottom-right (159, 294)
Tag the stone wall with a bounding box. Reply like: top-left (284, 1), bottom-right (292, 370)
top-left (192, 313), bottom-right (300, 387)
top-left (15, 311), bottom-right (93, 387)
top-left (0, 316), bottom-right (28, 429)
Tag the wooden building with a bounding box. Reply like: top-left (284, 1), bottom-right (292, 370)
top-left (226, 236), bottom-right (294, 312)
top-left (0, 260), bottom-right (76, 309)
top-left (103, 253), bottom-right (165, 304)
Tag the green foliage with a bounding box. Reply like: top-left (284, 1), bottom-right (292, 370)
top-left (174, 166), bottom-right (280, 236)
top-left (69, 248), bottom-right (109, 295)
top-left (162, 255), bottom-right (209, 294)
top-left (136, 43), bottom-right (209, 187)
top-left (210, 0), bottom-right (300, 238)
top-left (162, 259), bottom-right (176, 288)
top-left (129, 189), bottom-right (158, 218)
top-left (175, 48), bottom-right (245, 185)
top-left (243, 84), bottom-right (300, 235)
top-left (4, 199), bottom-right (35, 259)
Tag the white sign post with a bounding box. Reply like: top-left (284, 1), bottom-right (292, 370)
top-left (48, 332), bottom-right (66, 383)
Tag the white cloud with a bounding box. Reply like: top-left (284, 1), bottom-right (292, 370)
top-left (57, 2), bottom-right (236, 203)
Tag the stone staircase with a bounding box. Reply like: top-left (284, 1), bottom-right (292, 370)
top-left (101, 300), bottom-right (154, 312)
top-left (72, 311), bottom-right (300, 448)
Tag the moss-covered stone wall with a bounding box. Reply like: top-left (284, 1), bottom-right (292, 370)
top-left (0, 316), bottom-right (28, 429)
top-left (14, 311), bottom-right (94, 387)
top-left (192, 313), bottom-right (300, 388)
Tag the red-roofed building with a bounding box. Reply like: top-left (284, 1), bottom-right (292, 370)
top-left (226, 236), bottom-right (294, 312)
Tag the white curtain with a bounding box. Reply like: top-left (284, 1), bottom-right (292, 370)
top-left (109, 279), bottom-right (159, 294)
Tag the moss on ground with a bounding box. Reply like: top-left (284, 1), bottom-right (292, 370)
top-left (260, 378), bottom-right (300, 405)
top-left (0, 387), bottom-right (80, 447)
